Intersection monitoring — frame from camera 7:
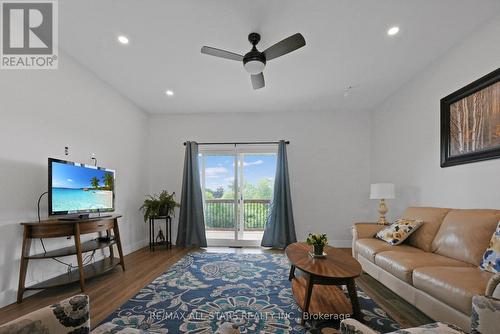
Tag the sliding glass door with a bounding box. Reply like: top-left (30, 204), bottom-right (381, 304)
top-left (199, 145), bottom-right (277, 246)
top-left (201, 152), bottom-right (238, 241)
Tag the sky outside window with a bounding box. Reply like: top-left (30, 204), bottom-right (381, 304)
top-left (201, 154), bottom-right (277, 199)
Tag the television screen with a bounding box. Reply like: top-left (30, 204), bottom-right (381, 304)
top-left (49, 158), bottom-right (115, 215)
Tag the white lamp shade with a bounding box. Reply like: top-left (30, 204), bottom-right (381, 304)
top-left (370, 183), bottom-right (395, 199)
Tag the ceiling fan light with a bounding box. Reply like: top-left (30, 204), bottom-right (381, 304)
top-left (244, 60), bottom-right (265, 74)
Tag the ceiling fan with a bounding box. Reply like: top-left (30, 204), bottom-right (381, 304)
top-left (201, 32), bottom-right (306, 89)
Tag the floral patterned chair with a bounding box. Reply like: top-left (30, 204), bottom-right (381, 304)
top-left (0, 294), bottom-right (238, 334)
top-left (0, 294), bottom-right (146, 334)
top-left (0, 295), bottom-right (91, 334)
top-left (340, 295), bottom-right (500, 334)
top-left (92, 322), bottom-right (145, 333)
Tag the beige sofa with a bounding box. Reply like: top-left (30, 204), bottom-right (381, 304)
top-left (352, 207), bottom-right (500, 332)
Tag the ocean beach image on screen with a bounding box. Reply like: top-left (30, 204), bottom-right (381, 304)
top-left (51, 162), bottom-right (114, 213)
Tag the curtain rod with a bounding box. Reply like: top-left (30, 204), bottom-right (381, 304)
top-left (183, 141), bottom-right (290, 146)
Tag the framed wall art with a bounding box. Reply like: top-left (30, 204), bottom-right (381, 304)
top-left (441, 68), bottom-right (500, 167)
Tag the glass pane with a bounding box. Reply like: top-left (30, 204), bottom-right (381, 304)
top-left (202, 154), bottom-right (236, 238)
top-left (241, 154), bottom-right (276, 239)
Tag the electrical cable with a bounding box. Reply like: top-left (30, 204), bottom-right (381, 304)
top-left (37, 191), bottom-right (48, 225)
top-left (83, 250), bottom-right (96, 265)
top-left (37, 191), bottom-right (73, 269)
top-left (37, 191), bottom-right (102, 273)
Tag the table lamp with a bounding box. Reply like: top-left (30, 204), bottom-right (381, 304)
top-left (370, 183), bottom-right (395, 225)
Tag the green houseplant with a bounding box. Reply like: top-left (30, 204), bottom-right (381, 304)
top-left (306, 233), bottom-right (328, 256)
top-left (140, 190), bottom-right (180, 223)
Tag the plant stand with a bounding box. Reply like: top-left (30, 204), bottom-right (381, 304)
top-left (149, 216), bottom-right (172, 251)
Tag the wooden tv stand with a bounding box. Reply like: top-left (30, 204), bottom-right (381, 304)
top-left (17, 215), bottom-right (125, 303)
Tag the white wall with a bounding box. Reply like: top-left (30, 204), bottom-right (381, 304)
top-left (371, 16), bottom-right (500, 220)
top-left (0, 52), bottom-right (149, 307)
top-left (148, 110), bottom-right (372, 247)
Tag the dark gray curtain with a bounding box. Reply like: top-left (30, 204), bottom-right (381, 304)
top-left (176, 141), bottom-right (207, 247)
top-left (261, 140), bottom-right (297, 248)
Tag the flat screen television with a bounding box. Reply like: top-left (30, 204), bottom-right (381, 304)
top-left (48, 158), bottom-right (115, 216)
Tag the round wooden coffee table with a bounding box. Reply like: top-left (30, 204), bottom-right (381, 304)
top-left (285, 242), bottom-right (362, 324)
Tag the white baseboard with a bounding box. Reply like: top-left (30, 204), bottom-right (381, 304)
top-left (206, 239), bottom-right (262, 247)
top-left (123, 238), bottom-right (149, 254)
top-left (0, 288), bottom-right (19, 309)
top-left (205, 239), bottom-right (352, 248)
top-left (329, 239), bottom-right (352, 248)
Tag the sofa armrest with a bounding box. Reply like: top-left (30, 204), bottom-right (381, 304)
top-left (486, 273), bottom-right (500, 298)
top-left (353, 223), bottom-right (385, 239)
top-left (351, 223), bottom-right (386, 258)
top-left (0, 294), bottom-right (89, 334)
top-left (340, 318), bottom-right (378, 334)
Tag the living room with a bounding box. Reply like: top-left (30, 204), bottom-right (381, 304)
top-left (0, 1), bottom-right (499, 333)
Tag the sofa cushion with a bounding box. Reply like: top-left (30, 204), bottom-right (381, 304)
top-left (432, 209), bottom-right (500, 266)
top-left (403, 207), bottom-right (451, 252)
top-left (374, 251), bottom-right (471, 283)
top-left (355, 238), bottom-right (422, 262)
top-left (376, 219), bottom-right (423, 245)
top-left (479, 221), bottom-right (500, 273)
top-left (413, 267), bottom-right (493, 315)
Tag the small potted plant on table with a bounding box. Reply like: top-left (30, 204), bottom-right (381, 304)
top-left (140, 190), bottom-right (179, 222)
top-left (306, 233), bottom-right (328, 257)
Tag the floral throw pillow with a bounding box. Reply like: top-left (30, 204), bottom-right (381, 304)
top-left (376, 219), bottom-right (423, 246)
top-left (479, 221), bottom-right (500, 273)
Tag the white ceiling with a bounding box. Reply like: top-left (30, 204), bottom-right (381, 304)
top-left (59, 0), bottom-right (500, 114)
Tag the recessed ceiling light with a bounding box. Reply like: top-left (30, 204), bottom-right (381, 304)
top-left (117, 35), bottom-right (129, 44)
top-left (387, 26), bottom-right (400, 36)
top-left (165, 90), bottom-right (174, 96)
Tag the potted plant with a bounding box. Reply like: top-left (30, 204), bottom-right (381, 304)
top-left (140, 190), bottom-right (180, 223)
top-left (306, 233), bottom-right (328, 256)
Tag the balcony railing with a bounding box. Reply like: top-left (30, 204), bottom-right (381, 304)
top-left (205, 199), bottom-right (271, 230)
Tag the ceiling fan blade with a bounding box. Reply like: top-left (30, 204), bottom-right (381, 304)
top-left (251, 73), bottom-right (265, 89)
top-left (201, 46), bottom-right (243, 61)
top-left (263, 33), bottom-right (306, 61)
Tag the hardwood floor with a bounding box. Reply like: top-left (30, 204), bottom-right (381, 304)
top-left (356, 273), bottom-right (432, 328)
top-left (0, 246), bottom-right (431, 329)
top-left (0, 246), bottom-right (191, 328)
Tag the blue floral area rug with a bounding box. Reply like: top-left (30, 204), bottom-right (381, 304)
top-left (101, 252), bottom-right (400, 333)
